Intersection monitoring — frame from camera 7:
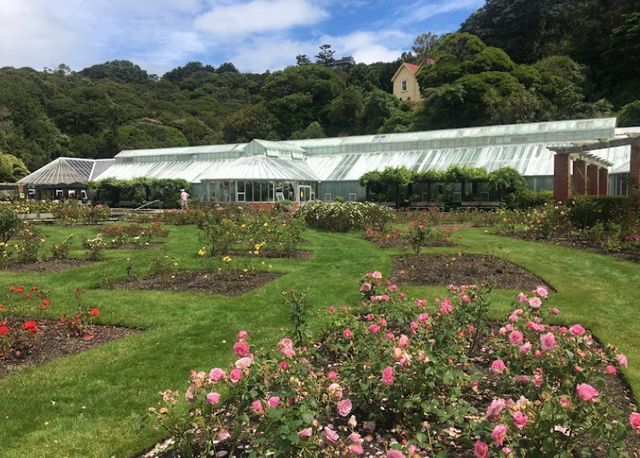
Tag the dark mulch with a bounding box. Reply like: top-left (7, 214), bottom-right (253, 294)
top-left (1, 259), bottom-right (95, 273)
top-left (108, 270), bottom-right (281, 296)
top-left (392, 254), bottom-right (552, 291)
top-left (0, 320), bottom-right (139, 378)
top-left (370, 237), bottom-right (457, 249)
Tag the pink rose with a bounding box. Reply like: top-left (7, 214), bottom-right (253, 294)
top-left (519, 342), bottom-right (532, 355)
top-left (236, 330), bottom-right (249, 341)
top-left (440, 297), bottom-right (453, 314)
top-left (474, 440), bottom-right (489, 458)
top-left (337, 399), bottom-right (352, 417)
top-left (550, 307), bottom-right (559, 315)
top-left (491, 424), bottom-right (508, 446)
top-left (381, 366), bottom-right (394, 385)
top-left (343, 328), bottom-right (353, 339)
top-left (371, 271), bottom-right (382, 279)
top-left (605, 365), bottom-right (617, 375)
top-left (281, 347), bottom-right (296, 357)
top-left (348, 432), bottom-right (362, 443)
top-left (360, 283), bottom-right (372, 292)
top-left (327, 370), bottom-right (338, 381)
top-left (418, 312), bottom-right (429, 322)
top-left (206, 392), bottom-right (221, 405)
top-left (298, 427), bottom-right (312, 438)
top-left (235, 357), bottom-right (253, 369)
top-left (485, 398), bottom-right (506, 419)
top-left (629, 412), bottom-right (640, 433)
top-left (328, 305), bottom-right (336, 314)
top-left (398, 334), bottom-right (409, 348)
top-left (267, 396), bottom-right (280, 408)
top-left (324, 427), bottom-right (339, 443)
top-left (386, 332), bottom-right (395, 340)
top-left (229, 368), bottom-right (243, 384)
top-left (509, 330), bottom-right (524, 345)
top-left (369, 324), bottom-right (379, 333)
top-left (514, 375), bottom-right (530, 384)
top-left (251, 399), bottom-right (263, 413)
top-left (617, 353), bottom-right (628, 367)
top-left (535, 286), bottom-right (548, 298)
top-left (416, 299), bottom-right (427, 307)
top-left (540, 332), bottom-right (556, 351)
top-left (490, 359), bottom-right (507, 374)
top-left (559, 395), bottom-right (571, 410)
top-left (386, 451), bottom-right (405, 458)
top-left (409, 321), bottom-right (419, 333)
top-left (350, 444), bottom-right (364, 455)
top-left (576, 383), bottom-right (599, 402)
top-left (233, 341), bottom-right (250, 357)
top-left (208, 368), bottom-right (226, 383)
top-left (528, 297), bottom-right (542, 309)
top-left (512, 411), bottom-right (528, 430)
top-left (517, 292), bottom-right (528, 304)
top-left (217, 430), bottom-right (230, 441)
top-left (569, 324), bottom-right (585, 336)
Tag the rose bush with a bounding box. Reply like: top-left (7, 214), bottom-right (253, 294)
top-left (149, 272), bottom-right (637, 457)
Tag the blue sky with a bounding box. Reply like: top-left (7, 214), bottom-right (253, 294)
top-left (0, 0), bottom-right (484, 75)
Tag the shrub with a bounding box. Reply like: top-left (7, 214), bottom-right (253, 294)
top-left (52, 202), bottom-right (111, 224)
top-left (296, 201), bottom-right (394, 232)
top-left (13, 225), bottom-right (45, 262)
top-left (0, 285), bottom-right (50, 358)
top-left (567, 196), bottom-right (630, 229)
top-left (149, 256), bottom-right (178, 274)
top-left (0, 206), bottom-right (20, 243)
top-left (83, 234), bottom-right (107, 260)
top-left (51, 235), bottom-right (74, 260)
top-left (149, 272), bottom-right (635, 456)
top-left (58, 289), bottom-right (101, 339)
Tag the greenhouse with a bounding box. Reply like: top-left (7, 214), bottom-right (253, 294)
top-left (18, 117), bottom-right (639, 203)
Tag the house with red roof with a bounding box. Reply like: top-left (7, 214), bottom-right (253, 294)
top-left (391, 62), bottom-right (423, 104)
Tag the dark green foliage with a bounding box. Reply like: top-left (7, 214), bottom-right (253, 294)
top-left (0, 152), bottom-right (29, 182)
top-left (567, 196), bottom-right (632, 230)
top-left (460, 0), bottom-right (638, 106)
top-left (0, 206), bottom-right (20, 243)
top-left (90, 178), bottom-right (190, 208)
top-left (78, 60), bottom-right (151, 84)
top-left (618, 101), bottom-right (640, 127)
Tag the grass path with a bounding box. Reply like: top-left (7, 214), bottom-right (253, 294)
top-left (0, 224), bottom-right (638, 457)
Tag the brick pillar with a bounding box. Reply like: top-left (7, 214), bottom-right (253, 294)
top-left (598, 168), bottom-right (609, 196)
top-left (554, 153), bottom-right (571, 202)
top-left (631, 140), bottom-right (640, 189)
top-left (587, 164), bottom-right (599, 196)
top-left (572, 159), bottom-right (587, 195)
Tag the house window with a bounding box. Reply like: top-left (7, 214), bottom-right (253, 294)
top-left (401, 80), bottom-right (407, 91)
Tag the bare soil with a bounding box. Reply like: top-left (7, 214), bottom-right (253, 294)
top-left (1, 259), bottom-right (95, 273)
top-left (0, 319), bottom-right (139, 378)
top-left (392, 254), bottom-right (552, 291)
top-left (109, 270), bottom-right (281, 296)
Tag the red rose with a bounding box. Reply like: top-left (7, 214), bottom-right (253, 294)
top-left (91, 308), bottom-right (100, 317)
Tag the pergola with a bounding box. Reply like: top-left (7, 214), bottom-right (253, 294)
top-left (551, 135), bottom-right (640, 202)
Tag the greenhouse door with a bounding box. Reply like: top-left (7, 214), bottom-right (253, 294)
top-left (299, 185), bottom-right (313, 203)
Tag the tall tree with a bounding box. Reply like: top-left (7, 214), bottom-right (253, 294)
top-left (315, 44), bottom-right (336, 64)
top-left (412, 32), bottom-right (440, 64)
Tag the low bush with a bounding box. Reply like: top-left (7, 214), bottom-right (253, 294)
top-left (296, 201), bottom-right (394, 232)
top-left (0, 206), bottom-right (20, 243)
top-left (149, 273), bottom-right (636, 456)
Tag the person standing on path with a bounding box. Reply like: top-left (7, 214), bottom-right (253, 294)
top-left (180, 189), bottom-right (189, 209)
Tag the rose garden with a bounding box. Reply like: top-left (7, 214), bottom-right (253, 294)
top-left (0, 198), bottom-right (639, 457)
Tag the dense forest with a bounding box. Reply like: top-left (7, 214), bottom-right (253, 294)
top-left (1, 0), bottom-right (639, 180)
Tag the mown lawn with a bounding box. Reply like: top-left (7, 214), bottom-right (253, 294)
top-left (0, 223), bottom-right (638, 457)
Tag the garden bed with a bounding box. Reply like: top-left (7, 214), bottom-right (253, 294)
top-left (392, 254), bottom-right (551, 291)
top-left (0, 320), bottom-right (139, 378)
top-left (1, 259), bottom-right (95, 273)
top-left (109, 270), bottom-right (281, 296)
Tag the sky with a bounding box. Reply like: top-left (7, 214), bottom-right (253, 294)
top-left (0, 0), bottom-right (484, 75)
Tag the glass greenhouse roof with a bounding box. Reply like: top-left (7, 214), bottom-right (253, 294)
top-left (24, 118), bottom-right (630, 187)
top-left (19, 158), bottom-right (114, 186)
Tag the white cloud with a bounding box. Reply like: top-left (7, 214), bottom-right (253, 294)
top-left (195, 0), bottom-right (329, 37)
top-left (322, 30), bottom-right (410, 64)
top-left (230, 36), bottom-right (317, 72)
top-left (401, 0), bottom-right (484, 23)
